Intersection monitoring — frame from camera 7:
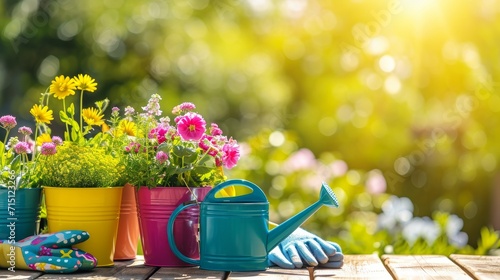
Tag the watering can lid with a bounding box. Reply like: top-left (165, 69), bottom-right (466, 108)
top-left (204, 179), bottom-right (268, 203)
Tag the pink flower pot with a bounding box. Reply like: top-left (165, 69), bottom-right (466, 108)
top-left (136, 186), bottom-right (210, 267)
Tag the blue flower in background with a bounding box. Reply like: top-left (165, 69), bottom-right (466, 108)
top-left (377, 195), bottom-right (414, 231)
top-left (402, 216), bottom-right (440, 246)
top-left (446, 214), bottom-right (468, 248)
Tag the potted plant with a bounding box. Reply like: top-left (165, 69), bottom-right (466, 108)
top-left (0, 114), bottom-right (44, 241)
top-left (116, 94), bottom-right (241, 266)
top-left (34, 74), bottom-right (126, 267)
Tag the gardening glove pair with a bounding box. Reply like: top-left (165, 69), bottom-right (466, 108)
top-left (0, 230), bottom-right (97, 273)
top-left (268, 227), bottom-right (344, 269)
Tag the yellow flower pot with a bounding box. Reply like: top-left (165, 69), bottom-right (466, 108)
top-left (44, 186), bottom-right (123, 267)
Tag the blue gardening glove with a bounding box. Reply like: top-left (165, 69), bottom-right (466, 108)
top-left (268, 227), bottom-right (344, 269)
top-left (0, 230), bottom-right (97, 273)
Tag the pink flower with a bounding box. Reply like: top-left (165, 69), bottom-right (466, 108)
top-left (51, 136), bottom-right (63, 146)
top-left (172, 102), bottom-right (196, 115)
top-left (222, 139), bottom-right (240, 169)
top-left (125, 142), bottom-right (142, 153)
top-left (14, 142), bottom-right (31, 154)
top-left (210, 123), bottom-right (223, 136)
top-left (176, 112), bottom-right (206, 141)
top-left (141, 94), bottom-right (162, 116)
top-left (18, 126), bottom-right (32, 136)
top-left (199, 135), bottom-right (219, 157)
top-left (124, 106), bottom-right (135, 120)
top-left (149, 125), bottom-right (169, 144)
top-left (0, 115), bottom-right (17, 130)
top-left (159, 117), bottom-right (170, 126)
top-left (41, 142), bottom-right (57, 155)
top-left (366, 170), bottom-right (387, 194)
top-left (156, 151), bottom-right (169, 164)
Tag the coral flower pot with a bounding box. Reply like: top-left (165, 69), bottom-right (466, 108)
top-left (114, 184), bottom-right (140, 260)
top-left (44, 186), bottom-right (123, 267)
top-left (0, 187), bottom-right (42, 241)
top-left (136, 186), bottom-right (210, 267)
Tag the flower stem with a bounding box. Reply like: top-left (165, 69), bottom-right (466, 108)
top-left (80, 89), bottom-right (84, 134)
top-left (62, 99), bottom-right (69, 141)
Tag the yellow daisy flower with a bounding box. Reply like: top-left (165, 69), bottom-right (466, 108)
top-left (30, 104), bottom-right (54, 124)
top-left (36, 133), bottom-right (52, 146)
top-left (82, 107), bottom-right (105, 126)
top-left (73, 74), bottom-right (98, 92)
top-left (49, 75), bottom-right (76, 99)
top-left (118, 119), bottom-right (137, 136)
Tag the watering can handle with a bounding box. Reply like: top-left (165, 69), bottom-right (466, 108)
top-left (167, 201), bottom-right (200, 266)
top-left (203, 179), bottom-right (267, 203)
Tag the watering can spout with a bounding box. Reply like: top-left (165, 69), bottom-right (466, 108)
top-left (266, 182), bottom-right (339, 252)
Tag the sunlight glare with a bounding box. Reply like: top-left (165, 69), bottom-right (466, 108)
top-left (379, 55), bottom-right (396, 73)
top-left (401, 0), bottom-right (437, 14)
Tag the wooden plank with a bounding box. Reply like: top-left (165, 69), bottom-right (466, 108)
top-left (151, 258), bottom-right (385, 280)
top-left (36, 256), bottom-right (157, 280)
top-left (152, 266), bottom-right (313, 280)
top-left (228, 267), bottom-right (312, 279)
top-left (315, 254), bottom-right (393, 279)
top-left (150, 267), bottom-right (223, 279)
top-left (382, 255), bottom-right (472, 280)
top-left (450, 254), bottom-right (500, 280)
top-left (0, 270), bottom-right (42, 279)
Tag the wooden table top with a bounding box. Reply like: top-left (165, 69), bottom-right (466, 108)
top-left (1, 254), bottom-right (499, 279)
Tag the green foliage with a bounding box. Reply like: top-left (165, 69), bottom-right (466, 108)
top-left (36, 143), bottom-right (122, 187)
top-left (477, 227), bottom-right (500, 255)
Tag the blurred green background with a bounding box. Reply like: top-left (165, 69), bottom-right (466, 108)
top-left (1, 0), bottom-right (500, 253)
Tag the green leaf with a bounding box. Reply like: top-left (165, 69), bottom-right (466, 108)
top-left (198, 154), bottom-right (213, 165)
top-left (69, 117), bottom-right (82, 142)
top-left (9, 155), bottom-right (21, 173)
top-left (157, 142), bottom-right (169, 152)
top-left (478, 227), bottom-right (500, 254)
top-left (173, 145), bottom-right (196, 158)
top-left (95, 98), bottom-right (109, 113)
top-left (67, 103), bottom-right (75, 116)
top-left (59, 110), bottom-right (71, 124)
top-left (193, 165), bottom-right (212, 175)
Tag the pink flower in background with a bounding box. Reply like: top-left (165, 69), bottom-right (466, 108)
top-left (176, 112), bottom-right (206, 141)
top-left (0, 115), bottom-right (17, 130)
top-left (14, 142), bottom-right (31, 154)
top-left (366, 169), bottom-right (387, 194)
top-left (141, 93), bottom-right (162, 116)
top-left (172, 102), bottom-right (196, 114)
top-left (331, 160), bottom-right (348, 177)
top-left (124, 106), bottom-right (135, 120)
top-left (41, 142), bottom-right (57, 155)
top-left (51, 136), bottom-right (63, 146)
top-left (282, 148), bottom-right (317, 173)
top-left (18, 126), bottom-right (32, 136)
top-left (222, 139), bottom-right (240, 169)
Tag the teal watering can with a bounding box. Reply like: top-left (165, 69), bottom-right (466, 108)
top-left (167, 179), bottom-right (339, 271)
